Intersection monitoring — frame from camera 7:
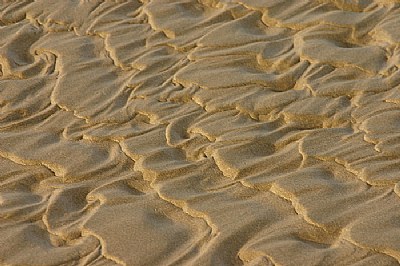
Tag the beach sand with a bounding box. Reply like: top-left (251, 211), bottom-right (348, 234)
top-left (1, 0), bottom-right (400, 265)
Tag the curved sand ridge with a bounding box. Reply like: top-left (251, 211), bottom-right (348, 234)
top-left (1, 0), bottom-right (400, 265)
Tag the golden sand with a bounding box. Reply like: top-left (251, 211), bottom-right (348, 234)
top-left (1, 0), bottom-right (400, 265)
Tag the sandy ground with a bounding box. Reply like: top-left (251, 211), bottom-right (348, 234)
top-left (1, 0), bottom-right (400, 265)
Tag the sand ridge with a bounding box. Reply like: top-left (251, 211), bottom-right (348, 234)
top-left (1, 0), bottom-right (400, 265)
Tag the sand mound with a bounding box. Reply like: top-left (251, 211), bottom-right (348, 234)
top-left (1, 0), bottom-right (400, 265)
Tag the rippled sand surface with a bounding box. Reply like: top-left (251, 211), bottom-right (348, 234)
top-left (2, 0), bottom-right (400, 265)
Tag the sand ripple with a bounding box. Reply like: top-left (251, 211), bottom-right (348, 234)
top-left (1, 0), bottom-right (400, 265)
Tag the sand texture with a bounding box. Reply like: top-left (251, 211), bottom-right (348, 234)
top-left (1, 0), bottom-right (400, 265)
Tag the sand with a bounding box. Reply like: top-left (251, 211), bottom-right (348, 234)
top-left (1, 0), bottom-right (400, 265)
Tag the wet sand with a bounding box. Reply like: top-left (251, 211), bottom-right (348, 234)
top-left (1, 0), bottom-right (400, 265)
